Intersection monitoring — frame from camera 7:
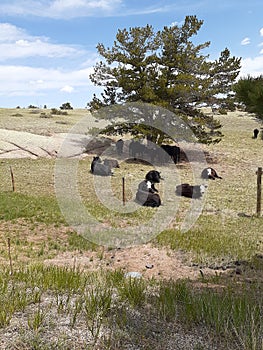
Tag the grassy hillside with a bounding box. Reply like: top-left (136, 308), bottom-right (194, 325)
top-left (0, 108), bottom-right (262, 349)
top-left (1, 109), bottom-right (262, 264)
top-left (0, 107), bottom-right (108, 135)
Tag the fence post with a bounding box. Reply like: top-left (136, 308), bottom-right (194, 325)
top-left (122, 177), bottom-right (125, 206)
top-left (9, 166), bottom-right (15, 192)
top-left (256, 167), bottom-right (262, 216)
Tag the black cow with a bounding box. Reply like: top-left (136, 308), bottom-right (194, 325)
top-left (129, 140), bottom-right (147, 159)
top-left (135, 170), bottom-right (163, 207)
top-left (161, 145), bottom-right (180, 164)
top-left (91, 156), bottom-right (112, 176)
top-left (116, 139), bottom-right (124, 155)
top-left (201, 167), bottom-right (222, 180)
top-left (104, 158), bottom-right (120, 169)
top-left (253, 129), bottom-right (259, 139)
top-left (175, 183), bottom-right (206, 199)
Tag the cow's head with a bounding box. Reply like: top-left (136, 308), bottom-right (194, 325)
top-left (93, 156), bottom-right (102, 163)
top-left (145, 170), bottom-right (163, 183)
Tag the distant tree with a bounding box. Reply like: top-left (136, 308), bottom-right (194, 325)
top-left (87, 16), bottom-right (241, 144)
top-left (233, 75), bottom-right (263, 119)
top-left (60, 102), bottom-right (73, 110)
top-left (43, 105), bottom-right (47, 109)
top-left (28, 105), bottom-right (37, 109)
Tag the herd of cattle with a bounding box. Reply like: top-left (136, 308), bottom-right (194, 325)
top-left (90, 139), bottom-right (222, 207)
top-left (116, 138), bottom-right (181, 164)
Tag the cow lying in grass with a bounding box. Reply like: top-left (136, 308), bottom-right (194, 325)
top-left (90, 156), bottom-right (113, 176)
top-left (136, 170), bottom-right (163, 207)
top-left (201, 167), bottom-right (222, 180)
top-left (91, 156), bottom-right (120, 176)
top-left (103, 158), bottom-right (120, 169)
top-left (175, 183), bottom-right (207, 199)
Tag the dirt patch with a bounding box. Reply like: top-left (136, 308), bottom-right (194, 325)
top-left (44, 243), bottom-right (217, 281)
top-left (0, 219), bottom-right (218, 281)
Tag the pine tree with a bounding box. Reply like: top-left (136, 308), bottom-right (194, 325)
top-left (234, 75), bottom-right (263, 119)
top-left (88, 16), bottom-right (241, 144)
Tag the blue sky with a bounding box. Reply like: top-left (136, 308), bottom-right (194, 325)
top-left (0, 0), bottom-right (263, 109)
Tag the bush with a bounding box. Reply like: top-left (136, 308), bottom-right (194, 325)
top-left (50, 108), bottom-right (68, 116)
top-left (60, 102), bottom-right (73, 110)
top-left (218, 108), bottom-right (228, 115)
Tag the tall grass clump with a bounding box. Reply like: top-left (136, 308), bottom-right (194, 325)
top-left (157, 279), bottom-right (191, 321)
top-left (0, 263), bottom-right (262, 349)
top-left (154, 279), bottom-right (263, 350)
top-left (117, 276), bottom-right (147, 308)
top-left (84, 283), bottom-right (113, 342)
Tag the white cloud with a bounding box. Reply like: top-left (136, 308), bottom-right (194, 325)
top-left (51, 0), bottom-right (119, 11)
top-left (240, 56), bottom-right (263, 77)
top-left (0, 22), bottom-right (98, 106)
top-left (0, 0), bottom-right (123, 18)
top-left (260, 28), bottom-right (263, 37)
top-left (60, 85), bottom-right (74, 93)
top-left (0, 65), bottom-right (94, 97)
top-left (0, 23), bottom-right (28, 42)
top-left (0, 23), bottom-right (84, 61)
top-left (241, 37), bottom-right (250, 45)
top-left (0, 0), bottom-right (193, 19)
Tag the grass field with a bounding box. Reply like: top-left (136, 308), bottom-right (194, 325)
top-left (0, 107), bottom-right (263, 349)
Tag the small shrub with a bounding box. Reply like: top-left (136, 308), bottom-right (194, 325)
top-left (39, 112), bottom-right (52, 118)
top-left (218, 108), bottom-right (228, 114)
top-left (11, 113), bottom-right (23, 117)
top-left (50, 108), bottom-right (68, 116)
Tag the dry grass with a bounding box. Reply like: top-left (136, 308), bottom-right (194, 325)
top-left (0, 109), bottom-right (263, 264)
top-left (0, 108), bottom-right (263, 349)
top-left (0, 107), bottom-right (108, 135)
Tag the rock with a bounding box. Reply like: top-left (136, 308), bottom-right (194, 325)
top-left (145, 264), bottom-right (154, 269)
top-left (124, 271), bottom-right (142, 278)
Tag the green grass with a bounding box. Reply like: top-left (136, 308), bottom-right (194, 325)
top-left (0, 264), bottom-right (261, 349)
top-left (0, 146), bottom-right (262, 265)
top-left (156, 214), bottom-right (263, 266)
top-left (0, 109), bottom-right (263, 348)
top-left (0, 191), bottom-right (64, 224)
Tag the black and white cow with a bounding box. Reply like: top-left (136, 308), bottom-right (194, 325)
top-left (91, 156), bottom-right (112, 176)
top-left (145, 170), bottom-right (163, 188)
top-left (175, 183), bottom-right (207, 199)
top-left (201, 167), bottom-right (222, 180)
top-left (135, 170), bottom-right (163, 207)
